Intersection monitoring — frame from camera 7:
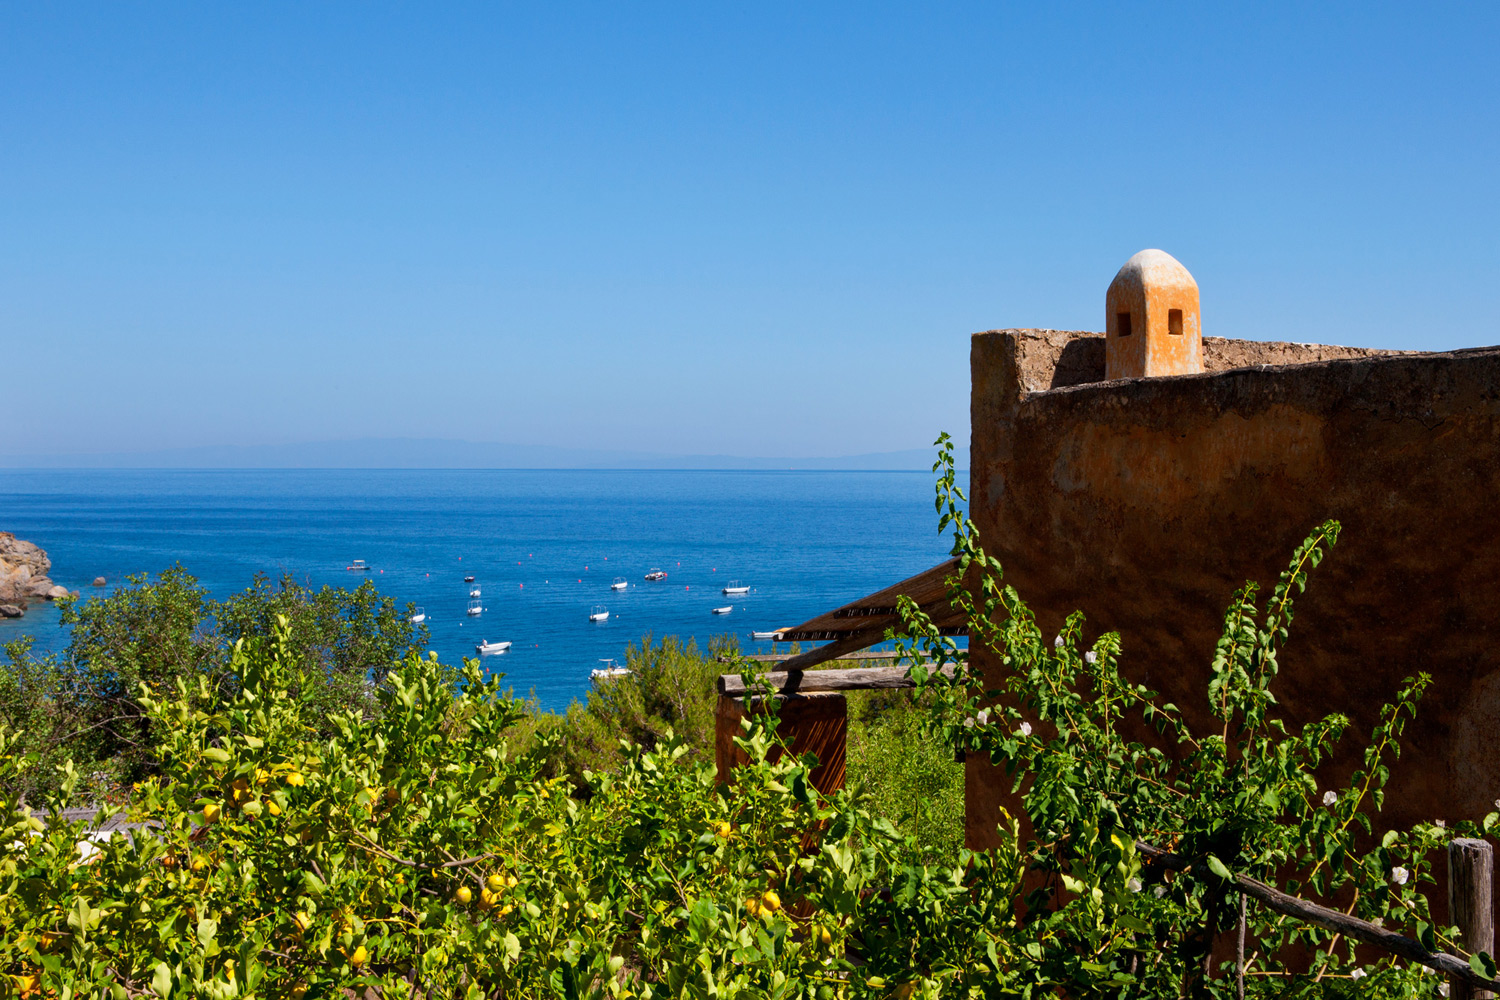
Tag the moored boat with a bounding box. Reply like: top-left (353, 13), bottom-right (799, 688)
top-left (643, 569), bottom-right (667, 581)
top-left (589, 605), bottom-right (609, 622)
top-left (611, 577), bottom-right (628, 591)
top-left (750, 629), bottom-right (783, 640)
top-left (409, 607), bottom-right (427, 624)
top-left (591, 658), bottom-right (630, 681)
top-left (347, 559), bottom-right (370, 572)
top-left (475, 639), bottom-right (511, 655)
top-left (722, 580), bottom-right (749, 595)
top-left (712, 605), bottom-right (733, 615)
top-left (467, 598), bottom-right (483, 617)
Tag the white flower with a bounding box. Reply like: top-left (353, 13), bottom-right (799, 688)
top-left (1054, 635), bottom-right (1064, 649)
top-left (1391, 866), bottom-right (1409, 885)
top-left (1153, 885), bottom-right (1167, 898)
top-left (963, 716), bottom-right (976, 728)
top-left (1126, 877), bottom-right (1142, 893)
top-left (1349, 968), bottom-right (1365, 981)
top-left (976, 709), bottom-right (991, 726)
top-left (1322, 791), bottom-right (1338, 807)
top-left (1018, 721), bottom-right (1033, 737)
top-left (1440, 982), bottom-right (1450, 997)
top-left (1084, 651), bottom-right (1098, 664)
top-left (1435, 819), bottom-right (1446, 828)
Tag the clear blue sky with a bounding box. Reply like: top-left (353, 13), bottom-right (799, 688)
top-left (3, 3), bottom-right (1495, 460)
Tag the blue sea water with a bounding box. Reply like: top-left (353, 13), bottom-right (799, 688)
top-left (0, 469), bottom-right (955, 712)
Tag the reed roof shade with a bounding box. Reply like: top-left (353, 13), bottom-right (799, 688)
top-left (777, 558), bottom-right (967, 643)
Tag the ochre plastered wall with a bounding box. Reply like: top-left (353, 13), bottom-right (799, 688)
top-left (966, 331), bottom-right (1499, 858)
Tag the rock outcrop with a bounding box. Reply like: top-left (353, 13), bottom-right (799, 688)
top-left (0, 533), bottom-right (73, 614)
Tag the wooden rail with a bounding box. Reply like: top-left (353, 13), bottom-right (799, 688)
top-left (716, 664), bottom-right (954, 697)
top-left (1140, 840), bottom-right (1498, 995)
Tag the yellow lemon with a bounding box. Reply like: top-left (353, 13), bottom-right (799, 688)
top-left (455, 886), bottom-right (472, 905)
top-left (290, 983), bottom-right (308, 1000)
top-left (505, 874), bottom-right (518, 888)
top-left (819, 926), bottom-right (832, 946)
top-left (267, 800), bottom-right (282, 817)
top-left (202, 803), bottom-right (222, 824)
top-left (190, 856), bottom-right (206, 873)
top-left (761, 890), bottom-right (781, 913)
top-left (285, 772), bottom-right (305, 787)
top-left (486, 874), bottom-right (505, 893)
top-left (745, 898), bottom-right (760, 917)
top-left (292, 912), bottom-right (311, 935)
top-left (716, 822), bottom-right (732, 838)
top-left (349, 945), bottom-right (367, 968)
top-left (478, 889), bottom-right (496, 911)
top-left (231, 777), bottom-right (250, 793)
top-left (499, 903), bottom-right (513, 916)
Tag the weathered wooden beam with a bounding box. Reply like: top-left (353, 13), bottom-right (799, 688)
top-left (717, 663), bottom-right (957, 697)
top-left (1137, 841), bottom-right (1500, 992)
top-left (734, 650), bottom-right (916, 664)
top-left (1450, 838), bottom-right (1495, 1000)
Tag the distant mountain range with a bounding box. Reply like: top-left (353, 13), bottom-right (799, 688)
top-left (0, 438), bottom-right (968, 471)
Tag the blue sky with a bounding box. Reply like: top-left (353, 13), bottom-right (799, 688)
top-left (3, 3), bottom-right (1495, 461)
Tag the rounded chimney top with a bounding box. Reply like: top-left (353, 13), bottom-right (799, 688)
top-left (1105, 249), bottom-right (1203, 380)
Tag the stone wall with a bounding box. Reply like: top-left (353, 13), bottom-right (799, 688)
top-left (966, 330), bottom-right (1500, 851)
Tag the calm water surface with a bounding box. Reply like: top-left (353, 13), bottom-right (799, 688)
top-left (0, 470), bottom-right (954, 711)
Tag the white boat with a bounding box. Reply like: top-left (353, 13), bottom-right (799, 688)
top-left (469, 586), bottom-right (481, 598)
top-left (466, 598), bottom-right (483, 617)
top-left (591, 658), bottom-right (630, 682)
top-left (750, 630), bottom-right (782, 640)
top-left (347, 559), bottom-right (370, 572)
top-left (712, 606), bottom-right (733, 615)
top-left (409, 607), bottom-right (427, 624)
top-left (722, 580), bottom-right (750, 595)
top-left (643, 569), bottom-right (667, 581)
top-left (611, 577), bottom-right (628, 591)
top-left (475, 639), bottom-right (511, 655)
top-left (589, 605), bottom-right (609, 622)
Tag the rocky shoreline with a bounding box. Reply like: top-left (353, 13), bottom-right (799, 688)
top-left (0, 532), bottom-right (77, 618)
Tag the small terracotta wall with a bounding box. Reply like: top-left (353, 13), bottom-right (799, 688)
top-left (966, 331), bottom-right (1500, 858)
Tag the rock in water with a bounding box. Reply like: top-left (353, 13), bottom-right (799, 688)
top-left (92, 576), bottom-right (107, 587)
top-left (0, 604), bottom-right (24, 618)
top-left (0, 532), bottom-right (65, 603)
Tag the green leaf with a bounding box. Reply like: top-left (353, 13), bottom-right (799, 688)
top-left (1471, 952), bottom-right (1497, 979)
top-left (151, 962), bottom-right (172, 999)
top-left (1206, 855), bottom-right (1232, 881)
top-left (501, 931), bottom-right (520, 968)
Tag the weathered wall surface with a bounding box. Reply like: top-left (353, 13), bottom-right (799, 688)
top-left (966, 330), bottom-right (1500, 851)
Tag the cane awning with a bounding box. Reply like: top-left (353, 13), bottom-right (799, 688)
top-left (762, 558), bottom-right (967, 671)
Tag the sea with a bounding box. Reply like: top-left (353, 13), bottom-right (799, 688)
top-left (0, 469), bottom-right (956, 712)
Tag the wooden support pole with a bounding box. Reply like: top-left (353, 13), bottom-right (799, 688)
top-left (714, 693), bottom-right (847, 794)
top-left (1450, 838), bottom-right (1495, 1000)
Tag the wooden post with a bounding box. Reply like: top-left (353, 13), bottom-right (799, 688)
top-left (1450, 838), bottom-right (1495, 1000)
top-left (714, 692), bottom-right (847, 794)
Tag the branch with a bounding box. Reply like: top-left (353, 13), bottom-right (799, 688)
top-left (1136, 841), bottom-right (1500, 992)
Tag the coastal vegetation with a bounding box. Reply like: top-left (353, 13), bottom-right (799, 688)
top-left (0, 441), bottom-right (1489, 997)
